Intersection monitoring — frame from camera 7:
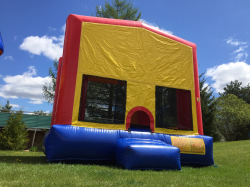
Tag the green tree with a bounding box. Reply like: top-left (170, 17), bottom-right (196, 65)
top-left (199, 74), bottom-right (220, 141)
top-left (0, 111), bottom-right (29, 150)
top-left (42, 60), bottom-right (58, 104)
top-left (219, 80), bottom-right (250, 104)
top-left (216, 94), bottom-right (250, 141)
top-left (95, 0), bottom-right (141, 20)
top-left (1, 100), bottom-right (12, 112)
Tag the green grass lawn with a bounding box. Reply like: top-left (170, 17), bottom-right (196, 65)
top-left (0, 140), bottom-right (249, 187)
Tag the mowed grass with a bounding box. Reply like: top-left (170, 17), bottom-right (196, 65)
top-left (0, 140), bottom-right (249, 187)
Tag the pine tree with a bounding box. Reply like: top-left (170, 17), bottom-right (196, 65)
top-left (42, 60), bottom-right (58, 104)
top-left (1, 100), bottom-right (12, 112)
top-left (199, 73), bottom-right (220, 141)
top-left (95, 0), bottom-right (141, 21)
top-left (0, 111), bottom-right (29, 150)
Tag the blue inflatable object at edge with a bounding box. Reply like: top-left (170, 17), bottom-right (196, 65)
top-left (43, 125), bottom-right (214, 170)
top-left (0, 32), bottom-right (4, 56)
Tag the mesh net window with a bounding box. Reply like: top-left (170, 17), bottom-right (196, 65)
top-left (155, 86), bottom-right (193, 130)
top-left (79, 75), bottom-right (126, 124)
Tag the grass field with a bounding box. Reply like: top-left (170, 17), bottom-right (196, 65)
top-left (0, 140), bottom-right (249, 187)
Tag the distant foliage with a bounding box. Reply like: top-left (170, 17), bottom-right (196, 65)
top-left (219, 80), bottom-right (250, 104)
top-left (33, 110), bottom-right (51, 116)
top-left (95, 0), bottom-right (141, 21)
top-left (0, 111), bottom-right (29, 150)
top-left (29, 146), bottom-right (38, 152)
top-left (216, 94), bottom-right (250, 141)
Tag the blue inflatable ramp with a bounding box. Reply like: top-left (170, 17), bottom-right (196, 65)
top-left (115, 138), bottom-right (181, 170)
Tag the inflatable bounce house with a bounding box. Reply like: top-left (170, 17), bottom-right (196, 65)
top-left (43, 14), bottom-right (214, 170)
top-left (0, 32), bottom-right (4, 56)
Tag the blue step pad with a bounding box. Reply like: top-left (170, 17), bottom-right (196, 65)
top-left (115, 138), bottom-right (181, 170)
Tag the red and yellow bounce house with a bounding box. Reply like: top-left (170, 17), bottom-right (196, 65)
top-left (43, 14), bottom-right (214, 170)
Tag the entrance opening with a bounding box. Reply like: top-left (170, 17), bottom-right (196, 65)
top-left (130, 111), bottom-right (150, 132)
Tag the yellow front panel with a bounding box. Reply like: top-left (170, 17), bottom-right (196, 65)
top-left (78, 22), bottom-right (194, 90)
top-left (71, 22), bottom-right (198, 134)
top-left (125, 81), bottom-right (155, 121)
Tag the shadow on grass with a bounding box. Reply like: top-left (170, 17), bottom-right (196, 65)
top-left (0, 155), bottom-right (48, 164)
top-left (52, 160), bottom-right (118, 169)
top-left (0, 155), bottom-right (118, 168)
top-left (0, 155), bottom-right (213, 170)
top-left (181, 163), bottom-right (213, 168)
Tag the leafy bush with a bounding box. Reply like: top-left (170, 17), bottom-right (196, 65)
top-left (29, 146), bottom-right (38, 152)
top-left (0, 111), bottom-right (29, 150)
top-left (216, 94), bottom-right (250, 141)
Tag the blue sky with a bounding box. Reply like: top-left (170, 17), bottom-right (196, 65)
top-left (0, 0), bottom-right (250, 113)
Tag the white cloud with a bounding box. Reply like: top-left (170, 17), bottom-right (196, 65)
top-left (234, 53), bottom-right (247, 62)
top-left (19, 35), bottom-right (64, 60)
top-left (4, 56), bottom-right (13, 60)
top-left (226, 37), bottom-right (247, 46)
top-left (206, 62), bottom-right (250, 93)
top-left (0, 66), bottom-right (51, 104)
top-left (14, 36), bottom-right (17, 41)
top-left (232, 46), bottom-right (248, 54)
top-left (48, 27), bottom-right (57, 31)
top-left (28, 100), bottom-right (43, 104)
top-left (139, 19), bottom-right (173, 35)
top-left (202, 82), bottom-right (214, 93)
top-left (10, 104), bottom-right (20, 108)
top-left (226, 38), bottom-right (248, 62)
top-left (61, 24), bottom-right (66, 33)
top-left (203, 83), bottom-right (209, 88)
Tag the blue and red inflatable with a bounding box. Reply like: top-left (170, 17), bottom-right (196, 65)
top-left (0, 33), bottom-right (4, 56)
top-left (43, 14), bottom-right (214, 170)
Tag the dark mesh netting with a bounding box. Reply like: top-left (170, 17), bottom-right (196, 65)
top-left (155, 86), bottom-right (193, 130)
top-left (79, 75), bottom-right (126, 124)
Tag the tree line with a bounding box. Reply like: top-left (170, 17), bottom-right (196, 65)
top-left (200, 76), bottom-right (250, 141)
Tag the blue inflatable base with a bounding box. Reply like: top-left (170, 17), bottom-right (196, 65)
top-left (43, 125), bottom-right (214, 170)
